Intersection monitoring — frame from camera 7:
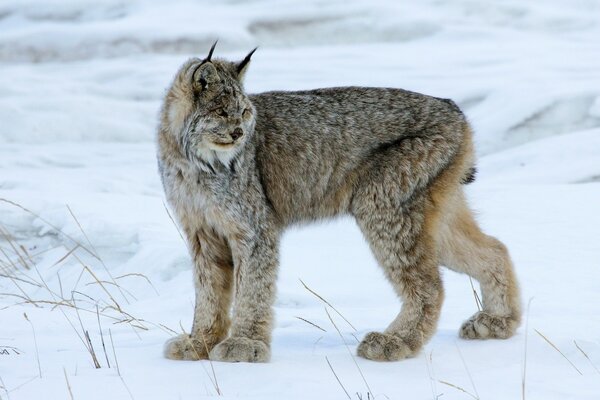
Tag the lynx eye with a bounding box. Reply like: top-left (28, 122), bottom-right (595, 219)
top-left (242, 108), bottom-right (251, 118)
top-left (215, 109), bottom-right (228, 118)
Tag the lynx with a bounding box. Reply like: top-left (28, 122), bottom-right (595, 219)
top-left (157, 43), bottom-right (521, 363)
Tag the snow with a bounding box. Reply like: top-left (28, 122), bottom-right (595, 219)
top-left (1, 0), bottom-right (600, 399)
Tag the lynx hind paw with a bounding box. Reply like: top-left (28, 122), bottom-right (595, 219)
top-left (164, 334), bottom-right (208, 361)
top-left (460, 311), bottom-right (519, 340)
top-left (357, 332), bottom-right (414, 361)
top-left (209, 337), bottom-right (270, 363)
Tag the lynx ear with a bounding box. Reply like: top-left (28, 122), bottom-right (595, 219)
top-left (236, 47), bottom-right (258, 80)
top-left (193, 63), bottom-right (219, 91)
top-left (189, 40), bottom-right (219, 90)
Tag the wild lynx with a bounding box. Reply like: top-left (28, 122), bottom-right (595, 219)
top-left (157, 43), bottom-right (521, 363)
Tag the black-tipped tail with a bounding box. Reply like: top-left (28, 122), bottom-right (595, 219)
top-left (461, 166), bottom-right (477, 184)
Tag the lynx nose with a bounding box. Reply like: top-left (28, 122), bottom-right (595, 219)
top-left (231, 128), bottom-right (243, 141)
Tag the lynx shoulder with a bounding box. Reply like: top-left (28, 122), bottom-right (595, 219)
top-left (157, 43), bottom-right (521, 363)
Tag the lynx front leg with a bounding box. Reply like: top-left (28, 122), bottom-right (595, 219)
top-left (353, 193), bottom-right (444, 361)
top-left (164, 228), bottom-right (233, 360)
top-left (209, 233), bottom-right (278, 363)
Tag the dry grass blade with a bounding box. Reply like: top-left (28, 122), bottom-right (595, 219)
top-left (163, 201), bottom-right (186, 246)
top-left (324, 307), bottom-right (373, 397)
top-left (57, 272), bottom-right (64, 298)
top-left (326, 356), bottom-right (351, 400)
top-left (109, 329), bottom-right (120, 376)
top-left (57, 302), bottom-right (98, 356)
top-left (295, 316), bottom-right (327, 332)
top-left (0, 374), bottom-right (10, 400)
top-left (5, 376), bottom-right (37, 395)
top-left (438, 380), bottom-right (478, 399)
top-left (50, 245), bottom-right (80, 268)
top-left (84, 329), bottom-right (101, 369)
top-left (178, 323), bottom-right (222, 396)
top-left (65, 205), bottom-right (100, 259)
top-left (468, 277), bottom-right (482, 311)
top-left (199, 331), bottom-right (221, 396)
top-left (119, 376), bottom-right (135, 400)
top-left (72, 295), bottom-right (101, 368)
top-left (19, 244), bottom-right (35, 264)
top-left (23, 313), bottom-right (42, 378)
top-left (159, 324), bottom-right (178, 336)
top-left (0, 273), bottom-right (40, 288)
top-left (96, 304), bottom-right (110, 368)
top-left (63, 367), bottom-right (74, 400)
top-left (115, 273), bottom-right (160, 296)
top-left (101, 305), bottom-right (148, 332)
top-left (455, 342), bottom-right (480, 399)
top-left (300, 279), bottom-right (356, 331)
top-left (79, 263), bottom-right (123, 313)
top-left (107, 334), bottom-right (135, 400)
top-left (574, 340), bottom-right (600, 375)
top-left (1, 293), bottom-right (62, 308)
top-left (71, 290), bottom-right (98, 305)
top-left (84, 280), bottom-right (138, 302)
top-left (111, 320), bottom-right (147, 333)
top-left (534, 329), bottom-right (582, 375)
top-left (424, 351), bottom-right (439, 400)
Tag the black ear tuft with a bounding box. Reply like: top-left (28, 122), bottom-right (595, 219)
top-left (205, 40), bottom-right (218, 63)
top-left (461, 167), bottom-right (477, 184)
top-left (237, 47), bottom-right (258, 76)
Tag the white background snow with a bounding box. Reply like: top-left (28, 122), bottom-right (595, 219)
top-left (1, 0), bottom-right (599, 399)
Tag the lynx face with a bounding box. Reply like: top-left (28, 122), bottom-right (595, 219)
top-left (166, 53), bottom-right (256, 168)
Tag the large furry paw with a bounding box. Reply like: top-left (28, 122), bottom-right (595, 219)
top-left (357, 332), bottom-right (413, 361)
top-left (209, 337), bottom-right (270, 363)
top-left (164, 334), bottom-right (208, 360)
top-left (459, 311), bottom-right (518, 340)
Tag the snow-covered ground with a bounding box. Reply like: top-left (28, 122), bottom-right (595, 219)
top-left (1, 1), bottom-right (599, 399)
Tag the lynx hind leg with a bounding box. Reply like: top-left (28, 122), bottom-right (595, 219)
top-left (353, 193), bottom-right (444, 361)
top-left (438, 190), bottom-right (521, 340)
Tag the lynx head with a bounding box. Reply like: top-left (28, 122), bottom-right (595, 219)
top-left (162, 42), bottom-right (257, 168)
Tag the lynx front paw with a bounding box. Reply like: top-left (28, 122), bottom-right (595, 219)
top-left (164, 334), bottom-right (208, 360)
top-left (209, 337), bottom-right (270, 363)
top-left (460, 311), bottom-right (518, 340)
top-left (357, 332), bottom-right (414, 361)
